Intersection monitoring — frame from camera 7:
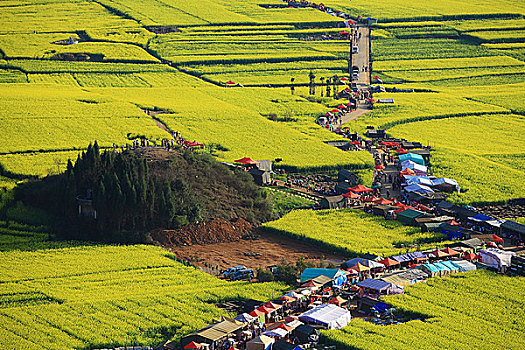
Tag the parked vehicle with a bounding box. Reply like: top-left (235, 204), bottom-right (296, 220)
top-left (222, 265), bottom-right (254, 281)
top-left (352, 46), bottom-right (359, 54)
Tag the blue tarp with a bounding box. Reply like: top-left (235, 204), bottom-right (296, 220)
top-left (404, 184), bottom-right (434, 194)
top-left (441, 261), bottom-right (461, 271)
top-left (377, 99), bottom-right (394, 103)
top-left (468, 213), bottom-right (494, 222)
top-left (357, 279), bottom-right (391, 291)
top-left (399, 153), bottom-right (425, 166)
top-left (404, 176), bottom-right (434, 187)
top-left (392, 251), bottom-right (426, 263)
top-left (443, 228), bottom-right (462, 240)
top-left (432, 178), bottom-right (458, 188)
top-left (372, 302), bottom-right (387, 313)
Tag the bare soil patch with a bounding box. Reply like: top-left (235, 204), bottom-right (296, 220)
top-left (165, 229), bottom-right (346, 272)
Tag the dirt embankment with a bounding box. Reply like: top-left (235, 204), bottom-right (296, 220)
top-left (150, 218), bottom-right (252, 246)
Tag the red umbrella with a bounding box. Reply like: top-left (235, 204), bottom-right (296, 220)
top-left (339, 77), bottom-right (349, 82)
top-left (225, 80), bottom-right (236, 85)
top-left (188, 141), bottom-right (203, 147)
top-left (339, 30), bottom-right (349, 35)
top-left (492, 234), bottom-right (504, 243)
top-left (349, 184), bottom-right (373, 192)
top-left (342, 191), bottom-right (361, 199)
top-left (374, 164), bottom-right (385, 170)
top-left (234, 157), bottom-right (257, 164)
top-left (373, 76), bottom-right (380, 80)
top-left (373, 197), bottom-right (393, 205)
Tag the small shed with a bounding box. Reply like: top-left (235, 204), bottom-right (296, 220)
top-left (337, 169), bottom-right (359, 184)
top-left (249, 168), bottom-right (271, 186)
top-left (326, 141), bottom-right (351, 151)
top-left (246, 336), bottom-right (274, 350)
top-left (501, 220), bottom-right (525, 240)
top-left (365, 129), bottom-right (385, 138)
top-left (320, 195), bottom-right (346, 209)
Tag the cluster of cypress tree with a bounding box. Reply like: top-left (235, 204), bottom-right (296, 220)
top-left (19, 142), bottom-right (203, 242)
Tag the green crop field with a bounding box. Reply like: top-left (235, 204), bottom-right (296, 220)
top-left (0, 245), bottom-right (288, 349)
top-left (324, 270), bottom-right (525, 350)
top-left (263, 209), bottom-right (448, 257)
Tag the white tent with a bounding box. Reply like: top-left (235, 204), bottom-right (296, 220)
top-left (298, 304), bottom-right (351, 330)
top-left (246, 335), bottom-right (274, 350)
top-left (262, 328), bottom-right (288, 338)
top-left (234, 313), bottom-right (256, 323)
top-left (479, 248), bottom-right (515, 270)
top-left (451, 260), bottom-right (477, 272)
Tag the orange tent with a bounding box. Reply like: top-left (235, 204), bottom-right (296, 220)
top-left (363, 196), bottom-right (379, 203)
top-left (430, 249), bottom-right (448, 258)
top-left (342, 191), bottom-right (361, 199)
top-left (440, 247), bottom-right (460, 256)
top-left (378, 257), bottom-right (400, 267)
top-left (350, 262), bottom-right (370, 272)
top-left (327, 296), bottom-right (346, 306)
top-left (462, 252), bottom-right (480, 260)
top-left (373, 197), bottom-right (393, 205)
top-left (349, 184), bottom-right (373, 192)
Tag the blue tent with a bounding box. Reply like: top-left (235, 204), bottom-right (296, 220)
top-left (399, 153), bottom-right (425, 166)
top-left (372, 302), bottom-right (387, 313)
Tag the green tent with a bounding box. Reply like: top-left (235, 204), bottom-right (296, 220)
top-left (396, 209), bottom-right (429, 226)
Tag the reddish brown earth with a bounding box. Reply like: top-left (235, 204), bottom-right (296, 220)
top-left (161, 228), bottom-right (346, 272)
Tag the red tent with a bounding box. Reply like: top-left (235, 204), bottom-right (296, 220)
top-left (492, 234), bottom-right (504, 243)
top-left (339, 30), bottom-right (349, 35)
top-left (374, 164), bottom-right (385, 170)
top-left (349, 184), bottom-right (373, 192)
top-left (400, 168), bottom-right (416, 176)
top-left (330, 109), bottom-right (342, 113)
top-left (188, 141), bottom-right (203, 147)
top-left (462, 252), bottom-right (480, 260)
top-left (397, 148), bottom-right (409, 154)
top-left (234, 157), bottom-right (257, 164)
top-left (446, 220), bottom-right (460, 226)
top-left (275, 322), bottom-right (294, 332)
top-left (373, 197), bottom-right (393, 205)
top-left (372, 76), bottom-right (380, 80)
top-left (440, 247), bottom-right (460, 256)
top-left (249, 308), bottom-right (264, 317)
top-left (381, 141), bottom-right (399, 147)
top-left (225, 80), bottom-right (236, 85)
top-left (257, 305), bottom-right (275, 314)
top-left (337, 104), bottom-right (348, 109)
top-left (342, 191), bottom-right (361, 199)
top-left (363, 196), bottom-right (379, 203)
top-left (378, 257), bottom-right (400, 267)
top-left (351, 140), bottom-right (361, 145)
top-left (327, 296), bottom-right (346, 306)
top-left (394, 205), bottom-right (414, 214)
top-left (184, 342), bottom-right (203, 349)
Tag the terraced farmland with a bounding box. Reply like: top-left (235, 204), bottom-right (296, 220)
top-left (0, 245), bottom-right (288, 349)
